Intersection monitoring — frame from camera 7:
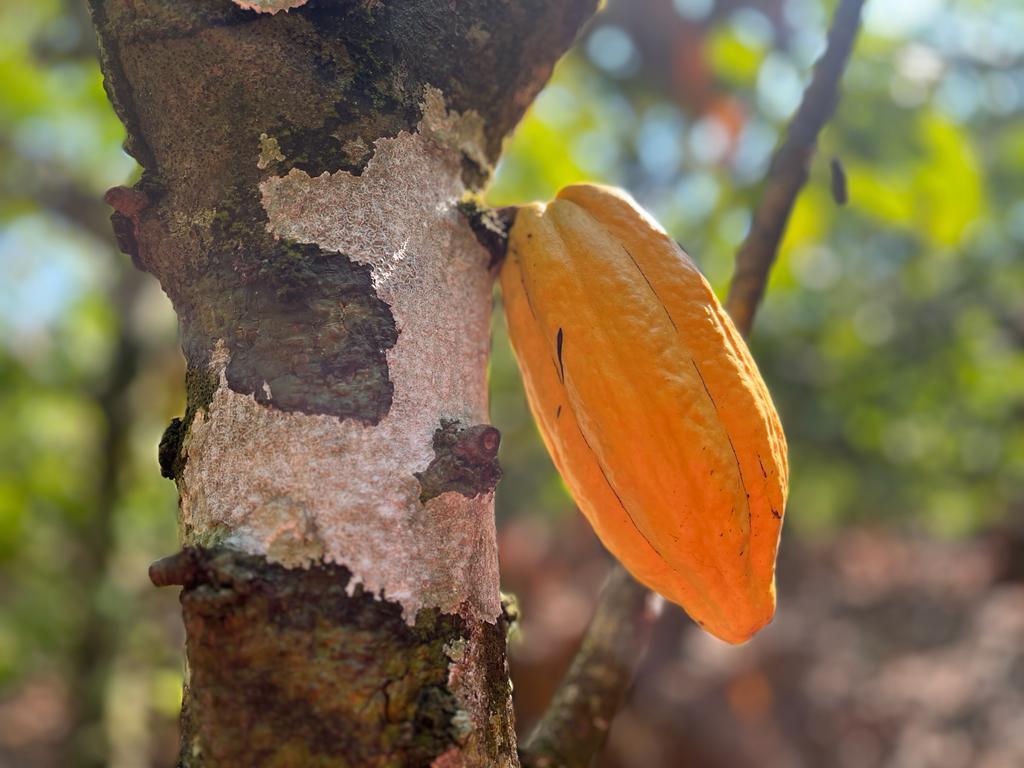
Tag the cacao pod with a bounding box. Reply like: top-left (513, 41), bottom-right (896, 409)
top-left (500, 183), bottom-right (788, 644)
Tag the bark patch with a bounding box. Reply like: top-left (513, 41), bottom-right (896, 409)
top-left (170, 181), bottom-right (399, 424)
top-left (158, 417), bottom-right (185, 480)
top-left (233, 0), bottom-right (308, 13)
top-left (176, 547), bottom-right (470, 768)
top-left (218, 239), bottom-right (397, 422)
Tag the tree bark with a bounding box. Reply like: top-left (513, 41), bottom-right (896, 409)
top-left (87, 2), bottom-right (596, 765)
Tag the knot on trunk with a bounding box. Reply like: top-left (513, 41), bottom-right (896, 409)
top-left (105, 185), bottom-right (150, 271)
top-left (149, 546), bottom-right (261, 591)
top-left (416, 419), bottom-right (503, 504)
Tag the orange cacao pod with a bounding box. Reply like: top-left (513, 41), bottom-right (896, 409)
top-left (500, 183), bottom-right (788, 644)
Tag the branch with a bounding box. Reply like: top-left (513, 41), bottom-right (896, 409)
top-left (522, 2), bottom-right (866, 764)
top-left (520, 566), bottom-right (661, 768)
top-left (726, 0), bottom-right (867, 335)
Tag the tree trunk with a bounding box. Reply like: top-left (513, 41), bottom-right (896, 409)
top-left (87, 2), bottom-right (595, 765)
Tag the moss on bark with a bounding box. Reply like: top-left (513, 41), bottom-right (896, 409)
top-left (175, 548), bottom-right (515, 768)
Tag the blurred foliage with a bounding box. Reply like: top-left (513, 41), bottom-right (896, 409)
top-left (0, 0), bottom-right (1022, 765)
top-left (0, 1), bottom-right (182, 765)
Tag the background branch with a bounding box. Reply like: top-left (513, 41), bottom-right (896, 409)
top-left (726, 0), bottom-right (867, 335)
top-left (520, 1), bottom-right (866, 765)
top-left (520, 567), bottom-right (660, 768)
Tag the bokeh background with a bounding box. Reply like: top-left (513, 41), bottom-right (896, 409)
top-left (2, 0), bottom-right (1023, 766)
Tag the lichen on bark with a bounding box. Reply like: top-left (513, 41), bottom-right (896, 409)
top-left (179, 98), bottom-right (502, 618)
top-left (232, 0), bottom-right (308, 14)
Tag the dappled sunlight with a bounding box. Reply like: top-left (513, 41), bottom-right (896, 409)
top-left (2, 0), bottom-right (1023, 765)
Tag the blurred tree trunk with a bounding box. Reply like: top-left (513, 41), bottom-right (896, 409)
top-left (87, 1), bottom-right (594, 765)
top-left (67, 264), bottom-right (144, 768)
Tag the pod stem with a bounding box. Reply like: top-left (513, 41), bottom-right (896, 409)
top-left (459, 200), bottom-right (519, 271)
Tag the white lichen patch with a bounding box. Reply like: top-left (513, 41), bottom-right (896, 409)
top-left (251, 497), bottom-right (325, 568)
top-left (418, 86), bottom-right (489, 180)
top-left (232, 0), bottom-right (308, 13)
top-left (178, 90), bottom-right (501, 623)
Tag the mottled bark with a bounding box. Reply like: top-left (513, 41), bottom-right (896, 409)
top-left (87, 1), bottom-right (596, 765)
top-left (153, 547), bottom-right (515, 767)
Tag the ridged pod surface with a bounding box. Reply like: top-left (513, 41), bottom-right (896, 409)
top-left (500, 184), bottom-right (788, 644)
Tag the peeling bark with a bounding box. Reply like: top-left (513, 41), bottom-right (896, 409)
top-left (88, 0), bottom-right (596, 764)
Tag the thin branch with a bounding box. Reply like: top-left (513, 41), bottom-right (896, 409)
top-left (520, 566), bottom-right (661, 768)
top-left (521, 1), bottom-right (866, 764)
top-left (726, 0), bottom-right (867, 336)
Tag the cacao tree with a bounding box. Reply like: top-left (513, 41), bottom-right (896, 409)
top-left (89, 1), bottom-right (595, 764)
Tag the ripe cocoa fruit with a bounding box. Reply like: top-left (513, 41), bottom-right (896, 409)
top-left (500, 183), bottom-right (788, 644)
